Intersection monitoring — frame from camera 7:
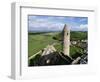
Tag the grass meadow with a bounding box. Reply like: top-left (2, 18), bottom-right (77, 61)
top-left (28, 31), bottom-right (87, 59)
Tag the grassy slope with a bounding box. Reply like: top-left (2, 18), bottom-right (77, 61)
top-left (28, 31), bottom-right (87, 58)
top-left (28, 32), bottom-right (62, 57)
top-left (70, 31), bottom-right (87, 59)
top-left (70, 31), bottom-right (87, 41)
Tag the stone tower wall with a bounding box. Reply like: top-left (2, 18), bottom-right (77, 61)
top-left (63, 24), bottom-right (70, 56)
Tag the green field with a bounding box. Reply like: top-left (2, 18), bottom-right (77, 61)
top-left (70, 31), bottom-right (87, 41)
top-left (28, 31), bottom-right (87, 59)
top-left (28, 32), bottom-right (63, 57)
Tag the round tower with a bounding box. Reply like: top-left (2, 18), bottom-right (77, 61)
top-left (63, 24), bottom-right (70, 56)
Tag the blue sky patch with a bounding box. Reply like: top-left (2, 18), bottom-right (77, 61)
top-left (28, 15), bottom-right (88, 32)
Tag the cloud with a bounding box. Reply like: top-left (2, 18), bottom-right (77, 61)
top-left (80, 24), bottom-right (88, 30)
top-left (79, 18), bottom-right (87, 22)
top-left (69, 24), bottom-right (88, 31)
top-left (28, 20), bottom-right (64, 32)
top-left (28, 15), bottom-right (88, 32)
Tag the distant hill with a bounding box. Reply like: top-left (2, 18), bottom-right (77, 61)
top-left (70, 31), bottom-right (87, 41)
top-left (52, 31), bottom-right (87, 41)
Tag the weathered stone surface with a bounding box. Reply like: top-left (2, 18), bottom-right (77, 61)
top-left (41, 45), bottom-right (56, 56)
top-left (63, 24), bottom-right (70, 56)
top-left (30, 52), bottom-right (73, 66)
top-left (80, 54), bottom-right (88, 64)
top-left (72, 57), bottom-right (81, 64)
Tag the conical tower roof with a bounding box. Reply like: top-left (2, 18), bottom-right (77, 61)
top-left (63, 24), bottom-right (70, 31)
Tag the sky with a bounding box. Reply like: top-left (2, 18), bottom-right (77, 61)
top-left (28, 15), bottom-right (88, 32)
